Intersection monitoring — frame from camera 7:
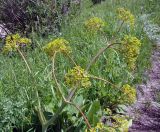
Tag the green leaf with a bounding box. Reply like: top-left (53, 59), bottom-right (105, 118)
top-left (45, 102), bottom-right (55, 113)
top-left (64, 95), bottom-right (84, 115)
top-left (87, 100), bottom-right (101, 125)
top-left (73, 95), bottom-right (84, 106)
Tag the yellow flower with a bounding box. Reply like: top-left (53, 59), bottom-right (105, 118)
top-left (88, 122), bottom-right (116, 132)
top-left (105, 127), bottom-right (116, 132)
top-left (88, 114), bottom-right (131, 132)
top-left (90, 128), bottom-right (96, 132)
top-left (96, 123), bottom-right (104, 129)
top-left (85, 17), bottom-right (105, 32)
top-left (43, 38), bottom-right (71, 57)
top-left (88, 128), bottom-right (96, 132)
top-left (112, 115), bottom-right (131, 132)
top-left (18, 38), bottom-right (31, 44)
top-left (104, 108), bottom-right (112, 115)
top-left (3, 34), bottom-right (31, 53)
top-left (88, 123), bottom-right (104, 132)
top-left (121, 35), bottom-right (141, 70)
top-left (117, 8), bottom-right (135, 27)
top-left (65, 66), bottom-right (91, 88)
top-left (122, 84), bottom-right (136, 104)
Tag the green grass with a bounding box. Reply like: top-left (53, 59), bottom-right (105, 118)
top-left (0, 0), bottom-right (155, 131)
top-left (142, 0), bottom-right (160, 26)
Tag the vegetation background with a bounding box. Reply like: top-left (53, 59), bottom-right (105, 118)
top-left (0, 0), bottom-right (159, 131)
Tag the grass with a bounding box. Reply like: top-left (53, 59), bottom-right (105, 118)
top-left (0, 0), bottom-right (155, 131)
top-left (142, 0), bottom-right (160, 26)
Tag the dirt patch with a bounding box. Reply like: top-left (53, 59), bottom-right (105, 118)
top-left (128, 15), bottom-right (160, 131)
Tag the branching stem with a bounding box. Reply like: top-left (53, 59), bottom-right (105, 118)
top-left (43, 86), bottom-right (78, 131)
top-left (52, 52), bottom-right (66, 100)
top-left (111, 20), bottom-right (125, 40)
top-left (17, 48), bottom-right (31, 74)
top-left (89, 75), bottom-right (119, 89)
top-left (86, 42), bottom-right (121, 71)
top-left (66, 101), bottom-right (92, 129)
top-left (17, 48), bottom-right (45, 125)
top-left (66, 53), bottom-right (77, 66)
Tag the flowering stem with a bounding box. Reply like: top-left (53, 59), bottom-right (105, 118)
top-left (66, 101), bottom-right (92, 129)
top-left (43, 86), bottom-right (78, 131)
top-left (66, 53), bottom-right (77, 66)
top-left (86, 20), bottom-right (123, 71)
top-left (111, 20), bottom-right (124, 40)
top-left (52, 52), bottom-right (66, 100)
top-left (116, 21), bottom-right (124, 36)
top-left (17, 48), bottom-right (31, 74)
top-left (17, 48), bottom-right (41, 106)
top-left (90, 75), bottom-right (127, 93)
top-left (86, 42), bottom-right (121, 71)
top-left (89, 75), bottom-right (119, 89)
top-left (17, 48), bottom-right (45, 125)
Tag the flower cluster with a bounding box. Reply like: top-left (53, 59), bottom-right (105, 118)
top-left (86, 123), bottom-right (116, 132)
top-left (104, 108), bottom-right (112, 116)
top-left (112, 115), bottom-right (131, 131)
top-left (121, 84), bottom-right (136, 104)
top-left (43, 38), bottom-right (71, 57)
top-left (86, 107), bottom-right (131, 132)
top-left (65, 66), bottom-right (91, 88)
top-left (3, 34), bottom-right (31, 53)
top-left (121, 35), bottom-right (141, 70)
top-left (89, 114), bottom-right (130, 132)
top-left (85, 17), bottom-right (105, 32)
top-left (117, 8), bottom-right (135, 27)
top-left (86, 116), bottom-right (130, 132)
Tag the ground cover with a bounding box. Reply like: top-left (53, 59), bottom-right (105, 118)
top-left (0, 0), bottom-right (157, 131)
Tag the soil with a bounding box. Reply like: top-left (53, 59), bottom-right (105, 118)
top-left (128, 15), bottom-right (160, 132)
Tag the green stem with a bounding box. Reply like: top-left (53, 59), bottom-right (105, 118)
top-left (111, 20), bottom-right (125, 40)
top-left (52, 52), bottom-right (66, 100)
top-left (66, 53), bottom-right (77, 66)
top-left (89, 75), bottom-right (119, 88)
top-left (42, 125), bottom-right (48, 132)
top-left (115, 21), bottom-right (124, 37)
top-left (17, 48), bottom-right (31, 74)
top-left (67, 101), bottom-right (92, 129)
top-left (86, 20), bottom-right (124, 71)
top-left (86, 42), bottom-right (121, 71)
top-left (90, 75), bottom-right (126, 93)
top-left (43, 86), bottom-right (78, 131)
top-left (17, 48), bottom-right (45, 125)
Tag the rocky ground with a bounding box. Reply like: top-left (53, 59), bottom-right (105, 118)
top-left (128, 15), bottom-right (160, 132)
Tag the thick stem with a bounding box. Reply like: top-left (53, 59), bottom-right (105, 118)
top-left (43, 101), bottom-right (67, 131)
top-left (42, 52), bottom-right (87, 130)
top-left (90, 75), bottom-right (126, 93)
top-left (86, 20), bottom-right (124, 71)
top-left (42, 124), bottom-right (48, 132)
top-left (86, 42), bottom-right (121, 71)
top-left (17, 48), bottom-right (45, 125)
top-left (67, 101), bottom-right (92, 129)
top-left (52, 52), bottom-right (65, 100)
top-left (37, 107), bottom-right (46, 125)
top-left (67, 86), bottom-right (78, 101)
top-left (43, 86), bottom-right (78, 131)
top-left (111, 20), bottom-right (125, 40)
top-left (17, 48), bottom-right (31, 74)
top-left (89, 75), bottom-right (119, 88)
top-left (66, 53), bottom-right (77, 66)
top-left (115, 21), bottom-right (124, 36)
